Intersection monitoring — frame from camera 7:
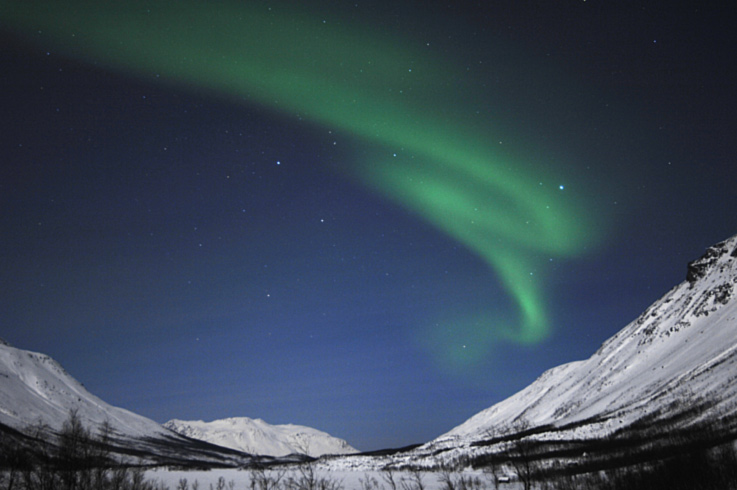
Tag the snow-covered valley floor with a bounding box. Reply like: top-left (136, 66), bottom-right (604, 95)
top-left (145, 467), bottom-right (520, 490)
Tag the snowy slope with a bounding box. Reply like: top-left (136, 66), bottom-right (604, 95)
top-left (0, 340), bottom-right (251, 466)
top-left (396, 233), bottom-right (737, 465)
top-left (322, 234), bottom-right (737, 471)
top-left (164, 417), bottom-right (358, 458)
top-left (440, 234), bottom-right (737, 442)
top-left (0, 339), bottom-right (170, 439)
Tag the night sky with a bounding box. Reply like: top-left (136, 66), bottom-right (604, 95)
top-left (1, 1), bottom-right (735, 451)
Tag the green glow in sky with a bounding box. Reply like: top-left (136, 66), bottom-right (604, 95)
top-left (3, 1), bottom-right (602, 364)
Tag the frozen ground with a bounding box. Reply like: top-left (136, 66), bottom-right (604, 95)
top-left (145, 467), bottom-right (521, 490)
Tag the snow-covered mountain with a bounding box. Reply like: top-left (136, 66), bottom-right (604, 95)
top-left (404, 233), bottom-right (737, 466)
top-left (0, 336), bottom-right (355, 463)
top-left (453, 234), bottom-right (735, 433)
top-left (0, 338), bottom-right (171, 439)
top-left (6, 232), bottom-right (737, 472)
top-left (324, 233), bottom-right (737, 471)
top-left (0, 339), bottom-right (250, 466)
top-left (164, 417), bottom-right (358, 458)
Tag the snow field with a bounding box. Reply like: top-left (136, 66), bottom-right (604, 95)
top-left (145, 467), bottom-right (519, 490)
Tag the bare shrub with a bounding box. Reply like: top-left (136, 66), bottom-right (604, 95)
top-left (437, 469), bottom-right (486, 490)
top-left (285, 463), bottom-right (343, 490)
top-left (250, 466), bottom-right (286, 490)
top-left (399, 469), bottom-right (425, 490)
top-left (381, 469), bottom-right (399, 490)
top-left (506, 420), bottom-right (536, 490)
top-left (359, 473), bottom-right (383, 490)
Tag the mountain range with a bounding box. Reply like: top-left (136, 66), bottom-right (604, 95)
top-left (3, 233), bottom-right (737, 471)
top-left (0, 338), bottom-right (340, 464)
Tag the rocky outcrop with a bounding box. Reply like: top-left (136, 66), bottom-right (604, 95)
top-left (687, 240), bottom-right (737, 285)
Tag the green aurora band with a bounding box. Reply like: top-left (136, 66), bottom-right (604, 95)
top-left (2, 1), bottom-right (603, 365)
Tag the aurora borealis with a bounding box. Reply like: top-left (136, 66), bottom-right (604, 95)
top-left (3, 0), bottom-right (602, 350)
top-left (2, 1), bottom-right (735, 450)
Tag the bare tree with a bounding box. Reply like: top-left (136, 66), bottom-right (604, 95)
top-left (480, 426), bottom-right (503, 490)
top-left (10, 412), bottom-right (165, 490)
top-left (359, 473), bottom-right (381, 490)
top-left (91, 420), bottom-right (114, 488)
top-left (381, 469), bottom-right (398, 490)
top-left (57, 408), bottom-right (95, 490)
top-left (282, 462), bottom-right (344, 490)
top-left (291, 436), bottom-right (312, 458)
top-left (290, 463), bottom-right (318, 490)
top-left (507, 420), bottom-right (535, 490)
top-left (437, 469), bottom-right (485, 490)
top-left (399, 469), bottom-right (425, 490)
top-left (211, 476), bottom-right (226, 490)
top-left (0, 428), bottom-right (30, 490)
top-left (437, 469), bottom-right (456, 490)
top-left (250, 466), bottom-right (286, 490)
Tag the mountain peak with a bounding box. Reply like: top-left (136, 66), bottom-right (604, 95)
top-left (164, 417), bottom-right (358, 458)
top-left (390, 232), bottom-right (737, 468)
top-left (686, 234), bottom-right (737, 286)
top-left (0, 341), bottom-right (255, 466)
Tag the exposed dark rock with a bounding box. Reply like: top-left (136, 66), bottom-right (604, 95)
top-left (713, 283), bottom-right (734, 305)
top-left (687, 243), bottom-right (728, 285)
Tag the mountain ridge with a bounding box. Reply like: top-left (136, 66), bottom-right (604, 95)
top-left (0, 340), bottom-right (167, 439)
top-left (321, 233), bottom-right (737, 471)
top-left (0, 338), bottom-right (357, 464)
top-left (0, 340), bottom-right (253, 466)
top-left (445, 234), bottom-right (736, 436)
top-left (164, 417), bottom-right (358, 458)
top-left (3, 233), bottom-right (736, 471)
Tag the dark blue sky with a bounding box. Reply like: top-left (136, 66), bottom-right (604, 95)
top-left (1, 1), bottom-right (735, 451)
